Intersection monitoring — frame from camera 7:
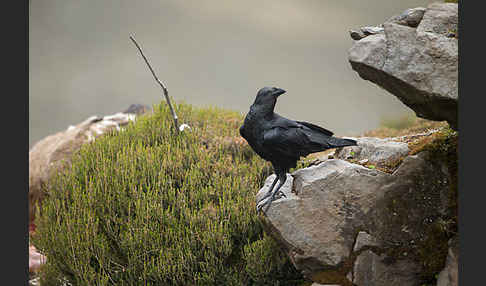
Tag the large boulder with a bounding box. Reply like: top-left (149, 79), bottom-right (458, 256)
top-left (257, 138), bottom-right (455, 285)
top-left (29, 105), bottom-right (149, 225)
top-left (348, 3), bottom-right (458, 130)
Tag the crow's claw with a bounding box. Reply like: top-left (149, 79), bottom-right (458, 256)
top-left (256, 196), bottom-right (273, 213)
top-left (257, 191), bottom-right (272, 205)
top-left (276, 191), bottom-right (286, 199)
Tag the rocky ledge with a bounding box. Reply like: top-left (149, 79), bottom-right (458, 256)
top-left (348, 3), bottom-right (458, 130)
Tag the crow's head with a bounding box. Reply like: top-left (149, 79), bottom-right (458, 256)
top-left (253, 87), bottom-right (286, 107)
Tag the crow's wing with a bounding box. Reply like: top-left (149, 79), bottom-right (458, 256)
top-left (296, 121), bottom-right (334, 136)
top-left (272, 114), bottom-right (334, 137)
top-left (263, 125), bottom-right (331, 159)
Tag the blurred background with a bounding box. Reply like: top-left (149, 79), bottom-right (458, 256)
top-left (29, 0), bottom-right (436, 148)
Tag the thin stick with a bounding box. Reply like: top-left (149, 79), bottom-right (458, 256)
top-left (129, 35), bottom-right (179, 133)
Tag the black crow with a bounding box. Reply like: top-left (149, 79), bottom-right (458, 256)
top-left (239, 87), bottom-right (357, 212)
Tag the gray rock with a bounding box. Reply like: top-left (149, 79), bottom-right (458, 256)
top-left (350, 7), bottom-right (425, 41)
top-left (348, 3), bottom-right (458, 130)
top-left (350, 26), bottom-right (384, 41)
top-left (436, 236), bottom-right (458, 286)
top-left (417, 3), bottom-right (458, 36)
top-left (259, 160), bottom-right (387, 285)
top-left (348, 34), bottom-right (387, 71)
top-left (351, 232), bottom-right (421, 286)
top-left (349, 29), bottom-right (367, 41)
top-left (353, 231), bottom-right (378, 253)
top-left (351, 7), bottom-right (425, 42)
top-left (361, 26), bottom-right (384, 35)
top-left (353, 250), bottom-right (421, 286)
top-left (334, 137), bottom-right (409, 168)
top-left (258, 151), bottom-right (450, 285)
top-left (385, 7), bottom-right (427, 28)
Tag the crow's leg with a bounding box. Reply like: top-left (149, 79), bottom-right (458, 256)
top-left (257, 172), bottom-right (287, 213)
top-left (270, 172), bottom-right (287, 200)
top-left (256, 175), bottom-right (279, 206)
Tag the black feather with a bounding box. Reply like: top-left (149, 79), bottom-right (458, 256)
top-left (296, 120), bottom-right (334, 136)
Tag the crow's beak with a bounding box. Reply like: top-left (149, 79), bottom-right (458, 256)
top-left (272, 88), bottom-right (286, 97)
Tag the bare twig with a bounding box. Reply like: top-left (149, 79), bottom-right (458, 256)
top-left (129, 35), bottom-right (179, 133)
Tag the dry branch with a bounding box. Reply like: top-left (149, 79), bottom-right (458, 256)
top-left (130, 35), bottom-right (180, 133)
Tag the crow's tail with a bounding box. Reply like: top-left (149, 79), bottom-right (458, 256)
top-left (327, 137), bottom-right (357, 148)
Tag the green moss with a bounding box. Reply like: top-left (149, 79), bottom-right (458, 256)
top-left (409, 127), bottom-right (458, 230)
top-left (416, 127), bottom-right (458, 229)
top-left (32, 101), bottom-right (305, 285)
top-left (383, 127), bottom-right (458, 284)
top-left (415, 221), bottom-right (450, 284)
top-left (420, 129), bottom-right (458, 283)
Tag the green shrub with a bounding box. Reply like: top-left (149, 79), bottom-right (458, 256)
top-left (32, 102), bottom-right (306, 285)
top-left (243, 234), bottom-right (304, 285)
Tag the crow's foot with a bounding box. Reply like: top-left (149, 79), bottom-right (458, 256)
top-left (256, 196), bottom-right (273, 213)
top-left (257, 173), bottom-right (287, 214)
top-left (256, 191), bottom-right (287, 213)
top-left (257, 191), bottom-right (272, 206)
